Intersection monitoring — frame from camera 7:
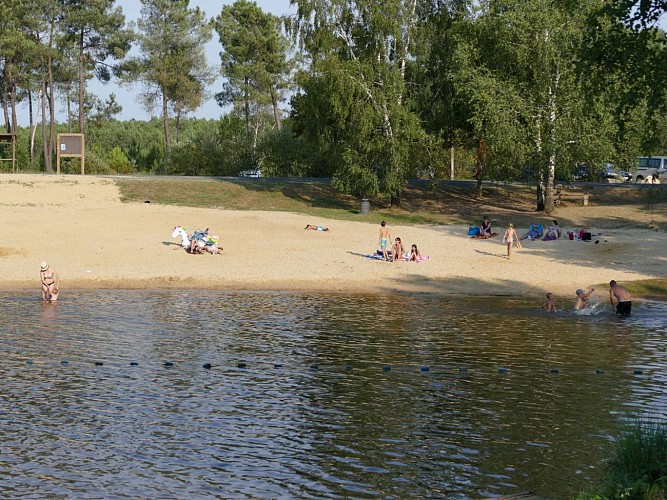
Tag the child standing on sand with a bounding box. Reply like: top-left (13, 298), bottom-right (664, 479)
top-left (502, 223), bottom-right (519, 260)
top-left (378, 221), bottom-right (391, 261)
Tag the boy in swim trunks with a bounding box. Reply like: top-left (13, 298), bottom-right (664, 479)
top-left (378, 221), bottom-right (391, 261)
top-left (609, 280), bottom-right (632, 316)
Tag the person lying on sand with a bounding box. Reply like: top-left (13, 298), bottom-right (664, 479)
top-left (305, 225), bottom-right (330, 232)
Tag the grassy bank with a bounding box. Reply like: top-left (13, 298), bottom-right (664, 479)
top-left (116, 177), bottom-right (667, 229)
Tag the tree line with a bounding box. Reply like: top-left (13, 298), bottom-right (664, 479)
top-left (2, 0), bottom-right (667, 212)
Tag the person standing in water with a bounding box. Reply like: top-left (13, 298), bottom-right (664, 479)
top-left (502, 223), bottom-right (519, 260)
top-left (609, 280), bottom-right (632, 316)
top-left (40, 261), bottom-right (59, 301)
top-left (542, 292), bottom-right (557, 312)
top-left (378, 221), bottom-right (392, 261)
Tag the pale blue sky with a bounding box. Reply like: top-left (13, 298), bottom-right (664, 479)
top-left (61, 0), bottom-right (296, 122)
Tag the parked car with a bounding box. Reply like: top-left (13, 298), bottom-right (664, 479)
top-left (238, 168), bottom-right (262, 178)
top-left (600, 163), bottom-right (632, 183)
top-left (573, 164), bottom-right (593, 181)
top-left (635, 156), bottom-right (667, 182)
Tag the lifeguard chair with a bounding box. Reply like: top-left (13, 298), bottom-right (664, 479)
top-left (0, 133), bottom-right (17, 173)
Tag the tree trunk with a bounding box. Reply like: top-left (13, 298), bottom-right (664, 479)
top-left (536, 182), bottom-right (545, 211)
top-left (162, 91), bottom-right (171, 154)
top-left (474, 137), bottom-right (486, 198)
top-left (78, 28), bottom-right (86, 134)
top-left (2, 72), bottom-right (9, 132)
top-left (175, 111), bottom-right (180, 144)
top-left (48, 20), bottom-right (56, 162)
top-left (270, 85), bottom-right (281, 131)
top-left (28, 88), bottom-right (35, 168)
top-left (543, 69), bottom-right (560, 215)
top-left (41, 78), bottom-right (52, 173)
top-left (243, 77), bottom-right (250, 135)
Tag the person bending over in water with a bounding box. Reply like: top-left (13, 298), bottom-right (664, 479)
top-left (40, 261), bottom-right (59, 302)
top-left (573, 288), bottom-right (594, 310)
top-left (542, 292), bottom-right (556, 312)
top-left (609, 280), bottom-right (632, 316)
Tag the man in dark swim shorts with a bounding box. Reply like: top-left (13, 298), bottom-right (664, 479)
top-left (609, 280), bottom-right (632, 316)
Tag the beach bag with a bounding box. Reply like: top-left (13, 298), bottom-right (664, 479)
top-left (516, 240), bottom-right (523, 250)
top-left (468, 226), bottom-right (480, 236)
top-left (582, 232), bottom-right (592, 241)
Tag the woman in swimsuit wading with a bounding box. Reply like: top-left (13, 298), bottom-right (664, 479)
top-left (40, 261), bottom-right (59, 302)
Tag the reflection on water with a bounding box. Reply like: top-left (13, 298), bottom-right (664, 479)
top-left (0, 291), bottom-right (665, 498)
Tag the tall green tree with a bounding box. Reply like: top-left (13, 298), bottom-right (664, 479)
top-left (131, 0), bottom-right (213, 153)
top-left (60, 0), bottom-right (132, 134)
top-left (289, 0), bottom-right (424, 203)
top-left (215, 0), bottom-right (292, 137)
top-left (445, 0), bottom-right (616, 212)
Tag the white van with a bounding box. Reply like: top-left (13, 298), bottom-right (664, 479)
top-left (635, 156), bottom-right (667, 182)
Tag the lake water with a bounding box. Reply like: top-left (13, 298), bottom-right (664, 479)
top-left (0, 290), bottom-right (665, 499)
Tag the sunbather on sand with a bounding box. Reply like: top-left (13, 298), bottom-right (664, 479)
top-left (305, 224), bottom-right (330, 232)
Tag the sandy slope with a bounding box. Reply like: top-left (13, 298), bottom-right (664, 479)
top-left (0, 175), bottom-right (663, 303)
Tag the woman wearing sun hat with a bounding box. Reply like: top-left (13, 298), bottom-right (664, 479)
top-left (40, 261), bottom-right (59, 301)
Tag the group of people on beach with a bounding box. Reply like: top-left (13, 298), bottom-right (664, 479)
top-left (378, 221), bottom-right (423, 262)
top-left (477, 215), bottom-right (634, 316)
top-left (541, 280), bottom-right (632, 316)
top-left (477, 216), bottom-right (563, 260)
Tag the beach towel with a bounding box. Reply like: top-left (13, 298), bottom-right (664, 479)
top-left (471, 232), bottom-right (499, 239)
top-left (367, 249), bottom-right (398, 260)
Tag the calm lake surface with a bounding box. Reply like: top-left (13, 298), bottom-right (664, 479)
top-left (0, 290), bottom-right (665, 499)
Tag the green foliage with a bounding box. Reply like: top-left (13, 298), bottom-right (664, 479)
top-left (255, 122), bottom-right (319, 177)
top-left (577, 419), bottom-right (667, 499)
top-left (106, 146), bottom-right (134, 174)
top-left (215, 0), bottom-right (292, 133)
top-left (130, 0), bottom-right (214, 150)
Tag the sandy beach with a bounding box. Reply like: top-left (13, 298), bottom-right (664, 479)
top-left (1, 174), bottom-right (663, 299)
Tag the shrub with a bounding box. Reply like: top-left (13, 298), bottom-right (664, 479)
top-left (577, 419), bottom-right (667, 499)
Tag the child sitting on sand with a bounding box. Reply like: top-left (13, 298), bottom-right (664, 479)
top-left (408, 244), bottom-right (421, 262)
top-left (391, 237), bottom-right (405, 262)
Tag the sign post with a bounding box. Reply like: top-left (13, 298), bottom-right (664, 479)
top-left (56, 133), bottom-right (85, 174)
